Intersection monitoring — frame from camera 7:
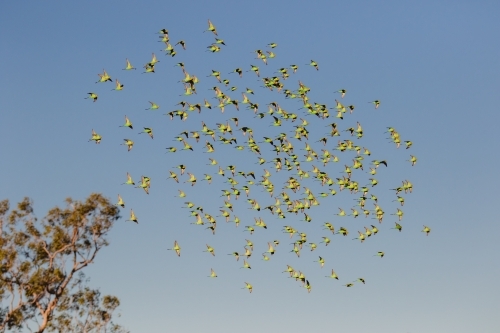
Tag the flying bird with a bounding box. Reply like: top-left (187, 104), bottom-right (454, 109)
top-left (123, 58), bottom-right (136, 70)
top-left (86, 93), bottom-right (98, 102)
top-left (88, 129), bottom-right (101, 144)
top-left (167, 240), bottom-right (181, 257)
top-left (242, 282), bottom-right (253, 293)
top-left (206, 20), bottom-right (218, 35)
top-left (126, 209), bottom-right (138, 223)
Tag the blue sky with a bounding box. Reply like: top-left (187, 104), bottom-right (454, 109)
top-left (1, 1), bottom-right (499, 332)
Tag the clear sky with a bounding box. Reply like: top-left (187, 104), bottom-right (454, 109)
top-left (1, 1), bottom-right (499, 332)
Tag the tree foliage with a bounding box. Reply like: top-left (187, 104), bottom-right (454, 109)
top-left (0, 193), bottom-right (128, 333)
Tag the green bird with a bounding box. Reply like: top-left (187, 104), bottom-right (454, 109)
top-left (149, 53), bottom-right (159, 66)
top-left (272, 116), bottom-right (281, 127)
top-left (392, 222), bottom-right (403, 232)
top-left (126, 209), bottom-right (138, 223)
top-left (308, 243), bottom-right (317, 251)
top-left (146, 101), bottom-right (160, 110)
top-left (320, 237), bottom-right (331, 246)
top-left (335, 208), bottom-right (346, 217)
top-left (337, 227), bottom-right (348, 236)
top-left (335, 89), bottom-right (347, 98)
top-left (96, 69), bottom-right (112, 83)
top-left (215, 38), bottom-right (226, 45)
top-left (122, 139), bottom-right (134, 152)
top-left (115, 194), bottom-right (125, 208)
top-left (422, 225), bottom-right (431, 236)
top-left (123, 58), bottom-right (136, 70)
top-left (139, 127), bottom-right (153, 139)
top-left (242, 282), bottom-right (253, 293)
top-left (372, 160), bottom-right (388, 168)
top-left (135, 176), bottom-right (150, 194)
top-left (185, 173), bottom-right (197, 186)
top-left (204, 244), bottom-right (215, 256)
top-left (86, 92), bottom-right (98, 102)
top-left (219, 206), bottom-right (232, 223)
top-left (207, 44), bottom-right (221, 53)
top-left (121, 172), bottom-right (134, 186)
top-left (120, 115), bottom-right (133, 129)
top-left (208, 268), bottom-right (217, 278)
top-left (242, 247), bottom-right (252, 258)
top-left (302, 213), bottom-right (312, 223)
top-left (370, 100), bottom-right (380, 109)
top-left (112, 79), bottom-right (124, 91)
top-left (244, 226), bottom-right (255, 234)
top-left (314, 256), bottom-right (325, 268)
top-left (167, 240), bottom-right (181, 257)
top-left (184, 202), bottom-right (195, 209)
top-left (229, 68), bottom-right (243, 78)
top-left (168, 171), bottom-right (179, 183)
top-left (308, 60), bottom-right (318, 70)
top-left (354, 278), bottom-right (366, 284)
top-left (393, 196), bottom-right (405, 206)
top-left (392, 208), bottom-right (404, 221)
top-left (142, 63), bottom-right (155, 74)
top-left (175, 40), bottom-right (186, 50)
top-left (244, 239), bottom-right (254, 251)
top-left (202, 174), bottom-right (212, 184)
top-left (166, 45), bottom-right (179, 57)
top-left (353, 231), bottom-right (365, 243)
top-left (228, 252), bottom-right (240, 261)
top-left (283, 265), bottom-right (294, 276)
top-left (249, 65), bottom-right (260, 77)
top-left (304, 280), bottom-right (312, 293)
top-left (241, 260), bottom-right (251, 269)
top-left (262, 242), bottom-right (275, 256)
top-left (326, 269), bottom-right (339, 280)
top-left (205, 19), bottom-right (218, 35)
top-left (88, 129), bottom-right (101, 144)
top-left (323, 222), bottom-right (335, 233)
top-left (181, 139), bottom-right (193, 151)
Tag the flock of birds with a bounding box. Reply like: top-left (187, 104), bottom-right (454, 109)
top-left (86, 20), bottom-right (430, 293)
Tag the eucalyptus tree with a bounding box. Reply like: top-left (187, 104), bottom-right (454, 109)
top-left (0, 193), bottom-right (128, 333)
